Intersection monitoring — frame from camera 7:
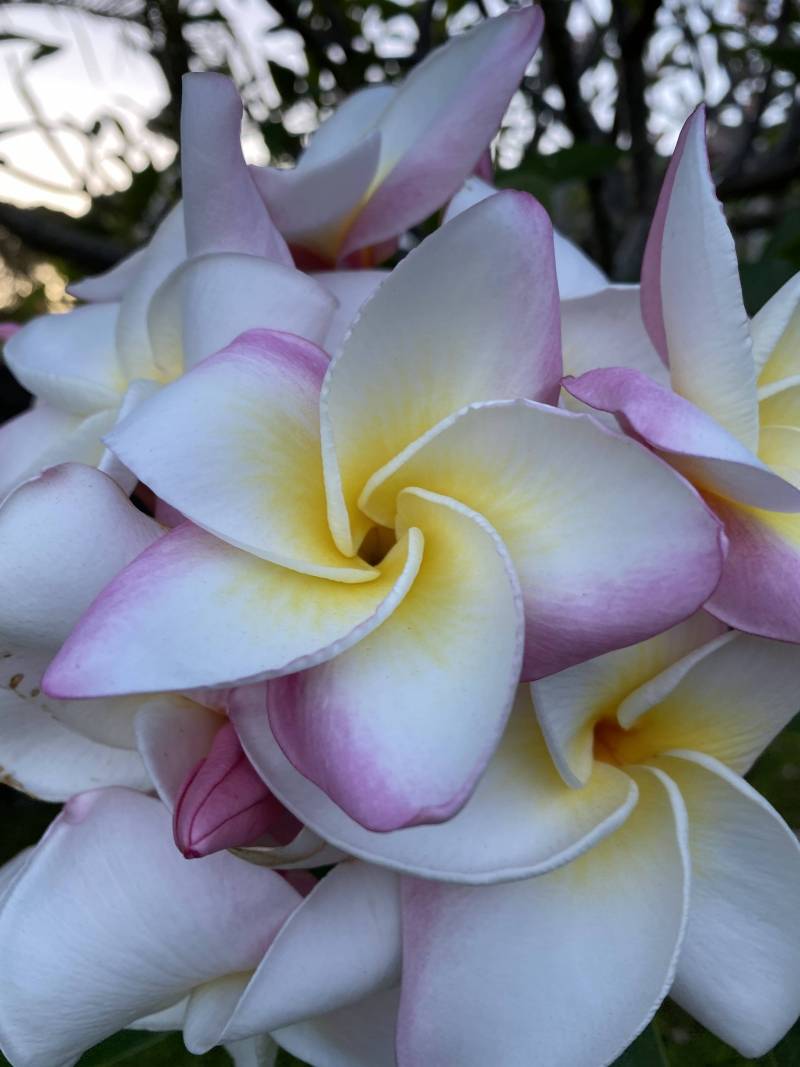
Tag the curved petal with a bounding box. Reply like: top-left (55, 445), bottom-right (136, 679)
top-left (342, 7), bottom-right (544, 256)
top-left (134, 696), bottom-right (224, 809)
top-left (108, 330), bottom-right (370, 581)
top-left (181, 73), bottom-right (291, 265)
top-left (235, 685), bottom-right (637, 885)
top-left (5, 304), bottom-right (123, 415)
top-left (0, 463), bottom-right (162, 649)
top-left (753, 271), bottom-right (800, 382)
top-left (655, 752), bottom-right (800, 1058)
top-left (705, 493), bottom-right (800, 641)
top-left (0, 789), bottom-right (300, 1067)
top-left (0, 403), bottom-right (109, 504)
top-left (322, 191), bottom-right (562, 554)
top-left (641, 107), bottom-right (757, 448)
top-left (269, 487), bottom-right (524, 831)
top-left (617, 632), bottom-right (800, 773)
top-left (0, 646), bottom-right (149, 801)
top-left (313, 269), bottom-right (388, 358)
top-left (443, 175), bottom-right (606, 299)
top-left (360, 399), bottom-right (726, 679)
top-left (274, 988), bottom-right (399, 1067)
top-left (146, 253), bottom-right (336, 379)
top-left (43, 521), bottom-right (422, 697)
top-left (531, 612), bottom-right (727, 787)
top-left (397, 766), bottom-right (689, 1067)
top-left (218, 862), bottom-right (400, 1044)
top-left (251, 132), bottom-right (382, 263)
top-left (115, 205), bottom-right (186, 380)
top-left (565, 367), bottom-right (800, 510)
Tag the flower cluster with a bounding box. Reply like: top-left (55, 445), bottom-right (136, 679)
top-left (1, 7), bottom-right (800, 1067)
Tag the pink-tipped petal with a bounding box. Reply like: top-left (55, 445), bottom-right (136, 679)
top-left (237, 680), bottom-right (636, 886)
top-left (705, 494), bottom-right (800, 641)
top-left (641, 106), bottom-right (758, 448)
top-left (342, 7), bottom-right (544, 257)
top-left (174, 721), bottom-right (300, 858)
top-left (108, 330), bottom-right (370, 582)
top-left (360, 399), bottom-right (726, 679)
top-left (181, 73), bottom-right (291, 265)
top-left (565, 367), bottom-right (800, 510)
top-left (43, 520), bottom-right (422, 697)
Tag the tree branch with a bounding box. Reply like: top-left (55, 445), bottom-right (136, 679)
top-left (0, 202), bottom-right (127, 272)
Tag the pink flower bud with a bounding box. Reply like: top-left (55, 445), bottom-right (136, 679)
top-left (173, 721), bottom-right (300, 858)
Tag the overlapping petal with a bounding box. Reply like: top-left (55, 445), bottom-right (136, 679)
top-left (144, 255), bottom-right (334, 383)
top-left (321, 191), bottom-right (562, 554)
top-left (564, 367), bottom-right (800, 510)
top-left (0, 646), bottom-right (149, 801)
top-left (341, 7), bottom-right (543, 257)
top-left (704, 494), bottom-right (800, 641)
top-left (0, 463), bottom-right (161, 648)
top-left (655, 753), bottom-right (800, 1058)
top-left (273, 989), bottom-right (399, 1067)
top-left (397, 767), bottom-right (689, 1067)
top-left (532, 612), bottom-right (727, 786)
top-left (107, 330), bottom-right (369, 581)
top-left (0, 404), bottom-right (111, 503)
top-left (0, 789), bottom-right (300, 1067)
top-left (268, 487), bottom-right (524, 831)
top-left (235, 686), bottom-right (637, 884)
top-left (616, 632), bottom-right (800, 773)
top-left (219, 862), bottom-right (400, 1044)
top-left (43, 521), bottom-right (422, 696)
top-left (313, 269), bottom-right (388, 357)
top-left (640, 106), bottom-right (758, 449)
top-left (360, 399), bottom-right (726, 678)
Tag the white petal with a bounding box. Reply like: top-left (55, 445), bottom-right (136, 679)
top-left (656, 752), bottom-right (800, 1058)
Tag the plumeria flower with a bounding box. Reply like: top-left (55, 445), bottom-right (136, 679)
top-left (0, 75), bottom-right (336, 503)
top-left (565, 107), bottom-right (800, 640)
top-left (232, 618), bottom-right (800, 1065)
top-left (40, 192), bottom-right (724, 834)
top-left (250, 6), bottom-right (543, 266)
top-left (0, 788), bottom-right (401, 1067)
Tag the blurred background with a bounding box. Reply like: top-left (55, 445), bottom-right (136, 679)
top-left (0, 1), bottom-right (799, 1065)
